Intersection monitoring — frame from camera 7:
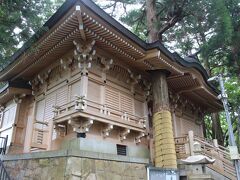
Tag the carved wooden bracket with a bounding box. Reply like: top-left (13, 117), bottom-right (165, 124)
top-left (81, 119), bottom-right (94, 133)
top-left (143, 80), bottom-right (152, 101)
top-left (120, 129), bottom-right (130, 141)
top-left (68, 118), bottom-right (94, 133)
top-left (100, 57), bottom-right (113, 71)
top-left (54, 124), bottom-right (66, 137)
top-left (102, 124), bottom-right (114, 138)
top-left (135, 132), bottom-right (145, 144)
top-left (127, 69), bottom-right (141, 85)
top-left (60, 57), bottom-right (73, 70)
top-left (13, 95), bottom-right (24, 104)
top-left (30, 69), bottom-right (52, 94)
top-left (73, 40), bottom-right (96, 72)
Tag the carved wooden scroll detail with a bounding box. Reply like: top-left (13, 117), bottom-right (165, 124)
top-left (73, 40), bottom-right (96, 73)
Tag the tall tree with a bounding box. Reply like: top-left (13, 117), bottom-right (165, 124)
top-left (0, 0), bottom-right (64, 69)
top-left (97, 0), bottom-right (239, 146)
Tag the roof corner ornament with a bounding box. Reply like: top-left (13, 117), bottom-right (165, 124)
top-left (75, 5), bottom-right (86, 41)
top-left (73, 40), bottom-right (96, 73)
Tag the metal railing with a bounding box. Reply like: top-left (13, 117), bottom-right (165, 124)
top-left (0, 160), bottom-right (10, 180)
top-left (0, 136), bottom-right (8, 155)
top-left (0, 135), bottom-right (10, 180)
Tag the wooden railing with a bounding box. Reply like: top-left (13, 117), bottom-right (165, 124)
top-left (174, 135), bottom-right (189, 159)
top-left (174, 132), bottom-right (238, 180)
top-left (194, 136), bottom-right (237, 180)
top-left (53, 98), bottom-right (147, 129)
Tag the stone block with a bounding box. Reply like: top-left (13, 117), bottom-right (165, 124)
top-left (81, 158), bottom-right (95, 177)
top-left (110, 161), bottom-right (125, 174)
top-left (66, 157), bottom-right (82, 176)
top-left (105, 172), bottom-right (121, 180)
top-left (95, 160), bottom-right (104, 171)
top-left (85, 173), bottom-right (97, 180)
top-left (96, 170), bottom-right (106, 180)
top-left (39, 159), bottom-right (50, 167)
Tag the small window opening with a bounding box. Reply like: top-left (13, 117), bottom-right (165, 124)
top-left (116, 144), bottom-right (127, 156)
top-left (77, 133), bottom-right (86, 138)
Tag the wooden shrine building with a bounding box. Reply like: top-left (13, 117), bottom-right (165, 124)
top-left (0, 0), bottom-right (236, 179)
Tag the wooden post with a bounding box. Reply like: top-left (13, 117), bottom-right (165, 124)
top-left (80, 68), bottom-right (89, 98)
top-left (152, 70), bottom-right (177, 169)
top-left (47, 119), bottom-right (53, 150)
top-left (23, 101), bottom-right (36, 153)
top-left (188, 130), bottom-right (194, 156)
top-left (10, 101), bottom-right (21, 146)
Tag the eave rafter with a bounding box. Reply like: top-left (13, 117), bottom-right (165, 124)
top-left (85, 27), bottom-right (136, 61)
top-left (81, 11), bottom-right (145, 57)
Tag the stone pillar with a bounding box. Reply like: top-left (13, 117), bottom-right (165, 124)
top-left (152, 70), bottom-right (177, 168)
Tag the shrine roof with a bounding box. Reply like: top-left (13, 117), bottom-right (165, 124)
top-left (0, 0), bottom-right (222, 111)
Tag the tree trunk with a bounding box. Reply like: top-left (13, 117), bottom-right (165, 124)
top-left (146, 0), bottom-right (158, 43)
top-left (198, 28), bottom-right (224, 143)
top-left (152, 71), bottom-right (170, 112)
top-left (152, 70), bottom-right (177, 168)
top-left (211, 113), bottom-right (224, 146)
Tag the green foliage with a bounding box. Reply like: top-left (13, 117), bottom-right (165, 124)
top-left (0, 0), bottom-right (64, 69)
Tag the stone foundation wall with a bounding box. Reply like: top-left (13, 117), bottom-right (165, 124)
top-left (2, 150), bottom-right (148, 180)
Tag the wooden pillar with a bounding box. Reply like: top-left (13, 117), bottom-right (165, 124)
top-left (80, 68), bottom-right (89, 98)
top-left (188, 130), bottom-right (194, 156)
top-left (23, 101), bottom-right (36, 153)
top-left (152, 70), bottom-right (177, 168)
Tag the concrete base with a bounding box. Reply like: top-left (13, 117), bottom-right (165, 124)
top-left (60, 137), bottom-right (150, 159)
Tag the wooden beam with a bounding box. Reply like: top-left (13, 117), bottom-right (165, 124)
top-left (76, 5), bottom-right (86, 41)
top-left (136, 50), bottom-right (159, 62)
top-left (178, 86), bottom-right (203, 94)
top-left (191, 91), bottom-right (218, 111)
top-left (167, 74), bottom-right (190, 81)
